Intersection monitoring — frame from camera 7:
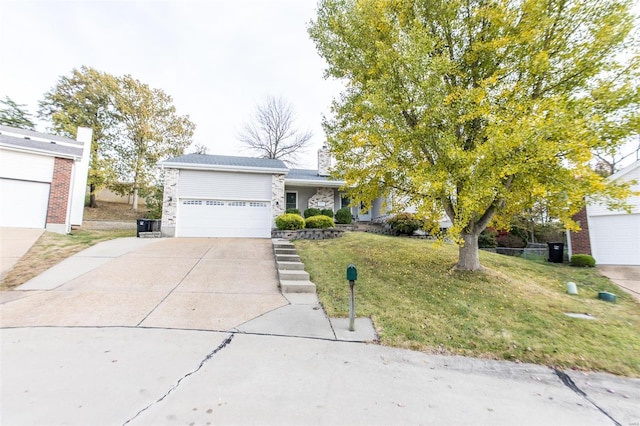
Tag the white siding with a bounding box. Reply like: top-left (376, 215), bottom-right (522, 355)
top-left (586, 161), bottom-right (640, 266)
top-left (178, 170), bottom-right (271, 200)
top-left (0, 150), bottom-right (54, 183)
top-left (588, 164), bottom-right (640, 216)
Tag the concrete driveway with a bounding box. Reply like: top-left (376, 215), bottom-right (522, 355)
top-left (598, 265), bottom-right (640, 303)
top-left (0, 227), bottom-right (44, 280)
top-left (1, 238), bottom-right (288, 330)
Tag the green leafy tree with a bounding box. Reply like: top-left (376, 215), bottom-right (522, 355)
top-left (309, 0), bottom-right (639, 270)
top-left (110, 75), bottom-right (195, 211)
top-left (39, 66), bottom-right (119, 208)
top-left (0, 96), bottom-right (36, 130)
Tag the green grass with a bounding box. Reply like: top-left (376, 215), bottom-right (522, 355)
top-left (293, 232), bottom-right (640, 377)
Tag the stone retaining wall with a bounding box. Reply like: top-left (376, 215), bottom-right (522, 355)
top-left (272, 228), bottom-right (345, 240)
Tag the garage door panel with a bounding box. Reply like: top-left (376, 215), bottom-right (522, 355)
top-left (0, 179), bottom-right (50, 228)
top-left (177, 199), bottom-right (271, 238)
top-left (589, 214), bottom-right (640, 265)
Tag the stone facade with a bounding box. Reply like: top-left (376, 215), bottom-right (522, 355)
top-left (161, 168), bottom-right (179, 237)
top-left (569, 207), bottom-right (592, 255)
top-left (318, 146), bottom-right (331, 177)
top-left (272, 174), bottom-right (286, 224)
top-left (308, 187), bottom-right (335, 211)
top-left (272, 228), bottom-right (344, 240)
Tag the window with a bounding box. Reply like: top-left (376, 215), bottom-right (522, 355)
top-left (228, 201), bottom-right (246, 207)
top-left (206, 200), bottom-right (224, 206)
top-left (249, 202), bottom-right (267, 207)
top-left (341, 197), bottom-right (350, 209)
top-left (286, 192), bottom-right (297, 210)
top-left (183, 200), bottom-right (202, 205)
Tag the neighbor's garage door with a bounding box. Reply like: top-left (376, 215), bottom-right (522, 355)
top-left (177, 199), bottom-right (271, 237)
top-left (176, 170), bottom-right (272, 238)
top-left (589, 214), bottom-right (640, 265)
top-left (0, 179), bottom-right (50, 228)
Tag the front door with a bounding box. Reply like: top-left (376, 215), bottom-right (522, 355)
top-left (357, 202), bottom-right (371, 222)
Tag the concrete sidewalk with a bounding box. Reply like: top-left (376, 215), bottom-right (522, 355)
top-left (1, 327), bottom-right (638, 426)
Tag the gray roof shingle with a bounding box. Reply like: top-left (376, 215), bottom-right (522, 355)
top-left (162, 153), bottom-right (288, 170)
top-left (0, 133), bottom-right (83, 158)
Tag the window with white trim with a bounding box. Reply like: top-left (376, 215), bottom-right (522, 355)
top-left (286, 192), bottom-right (297, 210)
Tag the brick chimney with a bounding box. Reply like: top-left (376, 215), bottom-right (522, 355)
top-left (318, 145), bottom-right (331, 177)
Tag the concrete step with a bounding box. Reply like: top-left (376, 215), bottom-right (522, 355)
top-left (275, 248), bottom-right (297, 255)
top-left (278, 269), bottom-right (310, 281)
top-left (276, 254), bottom-right (301, 262)
top-left (277, 261), bottom-right (305, 270)
top-left (272, 240), bottom-right (294, 249)
top-left (280, 280), bottom-right (316, 293)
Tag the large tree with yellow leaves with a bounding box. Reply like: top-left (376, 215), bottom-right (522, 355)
top-left (309, 0), bottom-right (639, 270)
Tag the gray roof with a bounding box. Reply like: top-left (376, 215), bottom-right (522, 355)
top-left (162, 153), bottom-right (288, 170)
top-left (0, 130), bottom-right (84, 158)
top-left (287, 169), bottom-right (332, 181)
top-left (0, 125), bottom-right (81, 146)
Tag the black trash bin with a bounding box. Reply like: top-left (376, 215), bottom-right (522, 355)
top-left (136, 219), bottom-right (151, 237)
top-left (548, 242), bottom-right (564, 263)
top-left (137, 219), bottom-right (161, 237)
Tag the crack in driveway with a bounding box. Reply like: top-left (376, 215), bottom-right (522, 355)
top-left (553, 368), bottom-right (622, 426)
top-left (122, 333), bottom-right (235, 425)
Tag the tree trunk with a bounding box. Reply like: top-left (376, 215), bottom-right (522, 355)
top-left (455, 231), bottom-right (482, 271)
top-left (132, 186), bottom-right (139, 212)
top-left (89, 183), bottom-right (97, 208)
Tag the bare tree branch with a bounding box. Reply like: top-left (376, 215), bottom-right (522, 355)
top-left (238, 96), bottom-right (312, 166)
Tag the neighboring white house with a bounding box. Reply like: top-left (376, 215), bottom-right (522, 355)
top-left (569, 159), bottom-right (640, 266)
top-left (0, 125), bottom-right (92, 233)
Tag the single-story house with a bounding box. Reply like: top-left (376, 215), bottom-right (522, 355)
top-left (0, 125), bottom-right (92, 233)
top-left (568, 159), bottom-right (640, 265)
top-left (159, 146), bottom-right (396, 238)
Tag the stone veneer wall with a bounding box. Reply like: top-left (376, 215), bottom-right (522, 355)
top-left (161, 168), bottom-right (179, 237)
top-left (318, 146), bottom-right (331, 177)
top-left (272, 174), bottom-right (286, 223)
top-left (308, 187), bottom-right (335, 211)
top-left (272, 228), bottom-right (344, 240)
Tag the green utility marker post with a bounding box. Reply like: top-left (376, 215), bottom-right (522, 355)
top-left (346, 264), bottom-right (358, 331)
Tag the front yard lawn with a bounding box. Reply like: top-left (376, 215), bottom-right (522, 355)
top-left (0, 228), bottom-right (135, 291)
top-left (294, 232), bottom-right (640, 377)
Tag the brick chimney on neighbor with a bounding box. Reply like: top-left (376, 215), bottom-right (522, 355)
top-left (318, 145), bottom-right (331, 177)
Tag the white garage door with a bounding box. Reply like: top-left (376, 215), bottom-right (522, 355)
top-left (0, 179), bottom-right (50, 228)
top-left (589, 214), bottom-right (640, 265)
top-left (177, 199), bottom-right (271, 238)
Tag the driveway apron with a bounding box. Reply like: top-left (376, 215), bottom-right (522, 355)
top-left (0, 238), bottom-right (288, 330)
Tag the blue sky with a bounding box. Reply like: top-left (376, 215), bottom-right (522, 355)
top-left (0, 0), bottom-right (343, 168)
